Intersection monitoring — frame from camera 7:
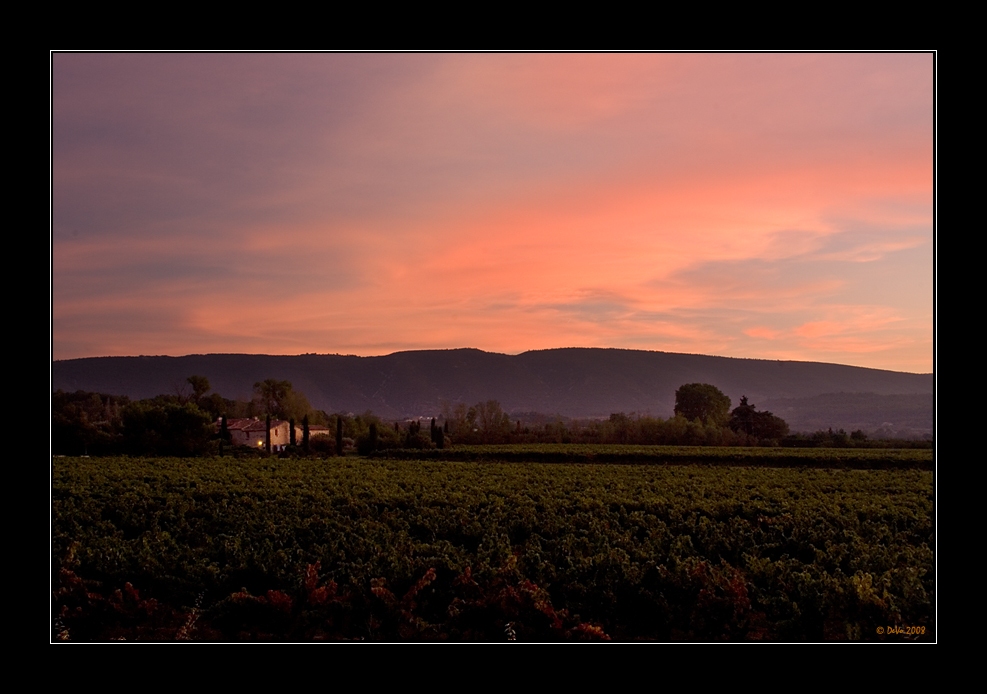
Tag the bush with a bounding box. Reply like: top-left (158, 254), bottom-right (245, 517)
top-left (310, 437), bottom-right (336, 456)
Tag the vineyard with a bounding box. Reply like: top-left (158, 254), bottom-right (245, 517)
top-left (378, 444), bottom-right (933, 468)
top-left (52, 455), bottom-right (935, 641)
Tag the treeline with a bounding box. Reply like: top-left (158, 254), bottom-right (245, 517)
top-left (52, 377), bottom-right (332, 457)
top-left (421, 385), bottom-right (929, 450)
top-left (52, 379), bottom-right (931, 458)
top-left (51, 377), bottom-right (422, 458)
top-left (423, 406), bottom-right (928, 450)
top-left (52, 389), bottom-right (217, 457)
top-left (426, 385), bottom-right (791, 448)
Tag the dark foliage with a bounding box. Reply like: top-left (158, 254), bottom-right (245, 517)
top-left (729, 396), bottom-right (790, 443)
top-left (675, 384), bottom-right (732, 426)
top-left (120, 401), bottom-right (213, 457)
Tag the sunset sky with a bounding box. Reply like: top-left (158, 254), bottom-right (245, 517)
top-left (51, 53), bottom-right (935, 373)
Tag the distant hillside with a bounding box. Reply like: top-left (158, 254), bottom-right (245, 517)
top-left (51, 348), bottom-right (934, 435)
top-left (760, 392), bottom-right (935, 439)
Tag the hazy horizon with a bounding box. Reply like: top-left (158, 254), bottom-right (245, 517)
top-left (51, 53), bottom-right (935, 372)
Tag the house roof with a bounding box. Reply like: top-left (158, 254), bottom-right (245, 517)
top-left (224, 418), bottom-right (256, 431)
top-left (220, 418), bottom-right (290, 432)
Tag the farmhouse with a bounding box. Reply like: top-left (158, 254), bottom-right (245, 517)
top-left (220, 417), bottom-right (333, 451)
top-left (222, 417), bottom-right (293, 451)
top-left (303, 424), bottom-right (332, 440)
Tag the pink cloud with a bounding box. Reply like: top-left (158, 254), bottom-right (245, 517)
top-left (51, 54), bottom-right (934, 372)
top-left (744, 327), bottom-right (784, 340)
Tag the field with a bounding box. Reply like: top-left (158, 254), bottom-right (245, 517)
top-left (380, 444), bottom-right (933, 467)
top-left (51, 451), bottom-right (935, 641)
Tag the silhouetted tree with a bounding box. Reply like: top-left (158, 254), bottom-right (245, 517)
top-left (729, 396), bottom-right (757, 436)
top-left (430, 417), bottom-right (446, 448)
top-left (728, 396), bottom-right (789, 442)
top-left (187, 375), bottom-right (210, 403)
top-left (220, 415), bottom-right (229, 456)
top-left (336, 416), bottom-right (343, 456)
top-left (252, 379), bottom-right (313, 421)
top-left (368, 422), bottom-right (378, 454)
top-left (675, 384), bottom-right (731, 426)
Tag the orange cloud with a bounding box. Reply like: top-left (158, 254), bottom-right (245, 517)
top-left (52, 54), bottom-right (933, 372)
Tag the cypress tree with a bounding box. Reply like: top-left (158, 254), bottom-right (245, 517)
top-left (430, 418), bottom-right (439, 447)
top-left (336, 416), bottom-right (343, 456)
top-left (220, 415), bottom-right (229, 456)
top-left (265, 414), bottom-right (271, 454)
top-left (303, 414), bottom-right (310, 453)
top-left (368, 422), bottom-right (378, 455)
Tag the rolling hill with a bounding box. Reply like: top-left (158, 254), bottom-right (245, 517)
top-left (51, 348), bottom-right (934, 435)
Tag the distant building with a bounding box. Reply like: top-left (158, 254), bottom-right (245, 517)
top-left (221, 417), bottom-right (292, 451)
top-left (295, 423), bottom-right (332, 441)
top-left (220, 417), bottom-right (333, 450)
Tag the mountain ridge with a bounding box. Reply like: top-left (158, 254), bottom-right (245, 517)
top-left (51, 348), bottom-right (934, 435)
top-left (53, 346), bottom-right (933, 376)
